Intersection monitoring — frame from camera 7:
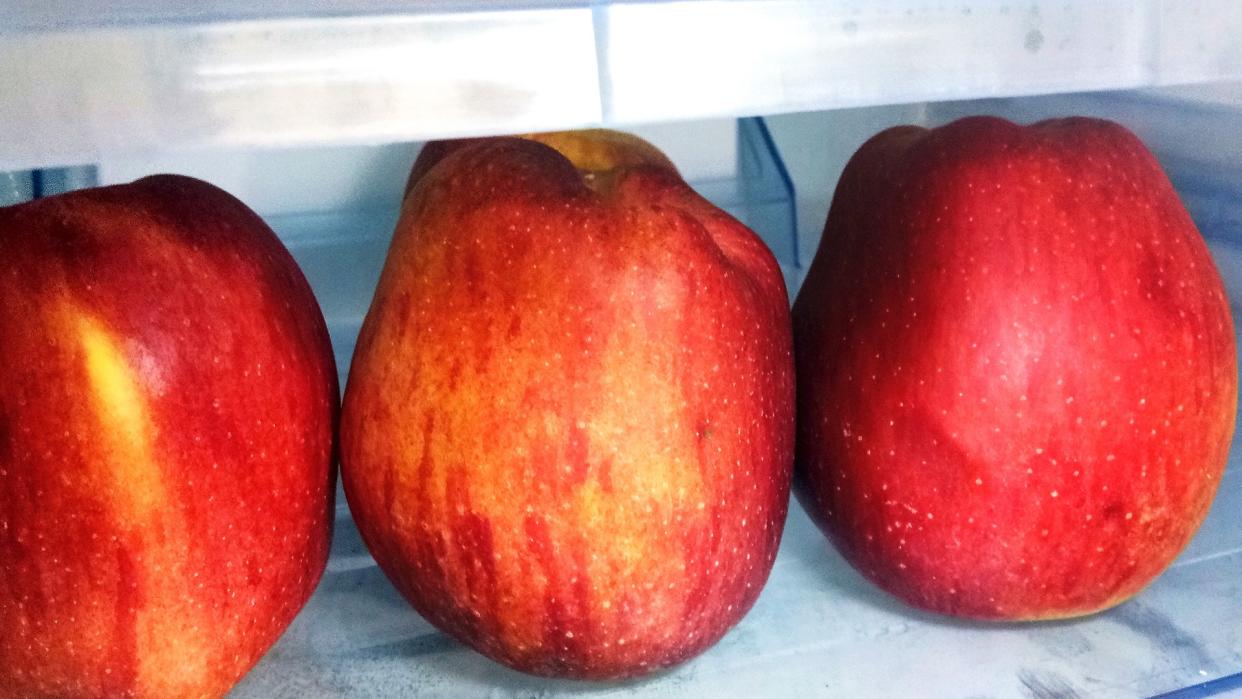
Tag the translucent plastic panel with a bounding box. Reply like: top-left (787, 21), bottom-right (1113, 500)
top-left (0, 4), bottom-right (601, 170)
top-left (7, 1), bottom-right (1242, 170)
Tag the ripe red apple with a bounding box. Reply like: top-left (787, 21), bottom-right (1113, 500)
top-left (0, 176), bottom-right (338, 697)
top-left (341, 130), bottom-right (794, 679)
top-left (793, 116), bottom-right (1236, 620)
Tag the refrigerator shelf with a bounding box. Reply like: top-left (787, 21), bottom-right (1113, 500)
top-left (233, 456), bottom-right (1241, 698)
top-left (5, 0), bottom-right (1242, 170)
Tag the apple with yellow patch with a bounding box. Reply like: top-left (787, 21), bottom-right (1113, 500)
top-left (342, 130), bottom-right (794, 678)
top-left (0, 175), bottom-right (337, 697)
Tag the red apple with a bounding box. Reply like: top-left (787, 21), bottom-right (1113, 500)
top-left (0, 175), bottom-right (338, 697)
top-left (793, 116), bottom-right (1236, 620)
top-left (341, 130), bottom-right (794, 679)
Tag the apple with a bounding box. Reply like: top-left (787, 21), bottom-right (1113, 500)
top-left (0, 175), bottom-right (338, 697)
top-left (792, 116), bottom-right (1237, 620)
top-left (341, 130), bottom-right (794, 679)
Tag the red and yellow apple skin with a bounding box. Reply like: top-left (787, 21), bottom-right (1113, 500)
top-left (342, 132), bottom-right (794, 679)
top-left (0, 176), bottom-right (338, 697)
top-left (793, 116), bottom-right (1236, 620)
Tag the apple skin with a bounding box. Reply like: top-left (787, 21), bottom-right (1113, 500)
top-left (792, 116), bottom-right (1237, 620)
top-left (0, 176), bottom-right (338, 697)
top-left (341, 132), bottom-right (794, 679)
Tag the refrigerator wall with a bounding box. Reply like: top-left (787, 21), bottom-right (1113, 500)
top-left (4, 2), bottom-right (1242, 697)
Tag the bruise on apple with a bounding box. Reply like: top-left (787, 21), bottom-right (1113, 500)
top-left (0, 176), bottom-right (338, 698)
top-left (343, 133), bottom-right (795, 679)
top-left (793, 116), bottom-right (1236, 620)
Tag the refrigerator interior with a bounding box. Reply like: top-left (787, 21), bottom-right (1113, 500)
top-left (4, 2), bottom-right (1242, 698)
top-left (32, 90), bottom-right (1232, 699)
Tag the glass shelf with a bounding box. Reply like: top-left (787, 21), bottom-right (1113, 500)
top-left (5, 0), bottom-right (1242, 170)
top-left (231, 462), bottom-right (1241, 697)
